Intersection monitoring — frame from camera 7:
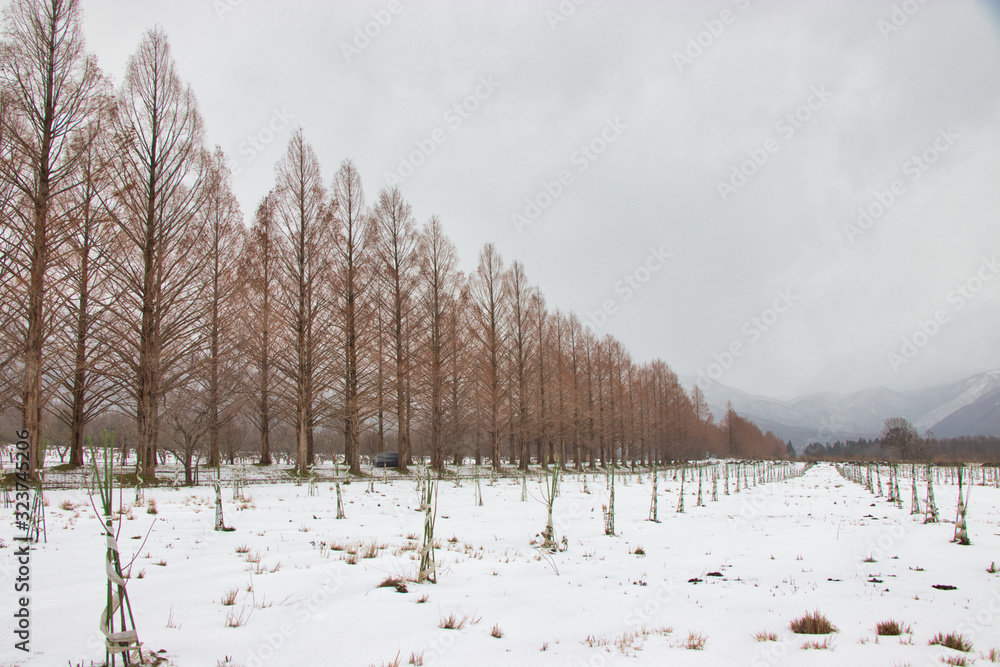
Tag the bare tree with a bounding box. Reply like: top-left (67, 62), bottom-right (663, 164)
top-left (880, 417), bottom-right (924, 462)
top-left (54, 115), bottom-right (117, 466)
top-left (563, 313), bottom-right (582, 468)
top-left (417, 216), bottom-right (460, 471)
top-left (108, 28), bottom-right (210, 478)
top-left (372, 185), bottom-right (420, 470)
top-left (532, 290), bottom-right (550, 467)
top-left (469, 243), bottom-right (508, 470)
top-left (549, 310), bottom-right (568, 467)
top-left (690, 385), bottom-right (711, 424)
top-left (0, 112), bottom-right (23, 417)
top-left (199, 148), bottom-right (244, 466)
top-left (444, 284), bottom-right (471, 465)
top-left (505, 260), bottom-right (534, 469)
top-left (0, 0), bottom-right (103, 476)
top-left (272, 130), bottom-right (331, 475)
top-left (331, 159), bottom-right (375, 474)
top-left (242, 191), bottom-right (283, 464)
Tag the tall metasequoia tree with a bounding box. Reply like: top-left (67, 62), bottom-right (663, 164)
top-left (331, 159), bottom-right (374, 474)
top-left (57, 116), bottom-right (117, 466)
top-left (550, 310), bottom-right (568, 467)
top-left (418, 216), bottom-right (459, 471)
top-left (0, 0), bottom-right (102, 477)
top-left (444, 285), bottom-right (470, 465)
top-left (373, 186), bottom-right (420, 470)
top-left (690, 385), bottom-right (711, 423)
top-left (566, 313), bottom-right (584, 470)
top-left (108, 27), bottom-right (209, 478)
top-left (723, 401), bottom-right (739, 458)
top-left (242, 191), bottom-right (283, 465)
top-left (505, 260), bottom-right (534, 470)
top-left (199, 148), bottom-right (244, 466)
top-left (0, 116), bottom-right (21, 417)
top-left (592, 335), bottom-right (607, 465)
top-left (532, 291), bottom-right (550, 468)
top-left (273, 130), bottom-right (330, 475)
top-left (469, 243), bottom-right (507, 470)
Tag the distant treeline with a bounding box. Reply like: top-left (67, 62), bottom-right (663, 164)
top-left (800, 435), bottom-right (1000, 464)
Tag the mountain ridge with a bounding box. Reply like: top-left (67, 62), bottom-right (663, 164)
top-left (681, 370), bottom-right (1000, 446)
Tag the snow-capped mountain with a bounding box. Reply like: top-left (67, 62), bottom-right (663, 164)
top-left (681, 370), bottom-right (1000, 446)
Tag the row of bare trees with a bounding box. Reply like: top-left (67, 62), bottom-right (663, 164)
top-left (0, 1), bottom-right (786, 480)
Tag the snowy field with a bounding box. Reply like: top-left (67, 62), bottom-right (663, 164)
top-left (4, 462), bottom-right (1000, 667)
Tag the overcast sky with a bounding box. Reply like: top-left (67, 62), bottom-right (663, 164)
top-left (78, 0), bottom-right (1000, 400)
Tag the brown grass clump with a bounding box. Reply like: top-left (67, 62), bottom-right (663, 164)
top-left (929, 632), bottom-right (972, 653)
top-left (790, 611), bottom-right (837, 635)
top-left (439, 613), bottom-right (468, 630)
top-left (875, 619), bottom-right (908, 636)
top-left (377, 576), bottom-right (408, 593)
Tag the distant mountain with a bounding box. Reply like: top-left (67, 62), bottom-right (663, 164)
top-left (681, 370), bottom-right (1000, 447)
top-left (930, 386), bottom-right (1000, 438)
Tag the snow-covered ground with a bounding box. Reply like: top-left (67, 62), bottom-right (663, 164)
top-left (4, 462), bottom-right (1000, 666)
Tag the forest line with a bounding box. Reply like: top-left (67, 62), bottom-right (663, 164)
top-left (0, 0), bottom-right (788, 482)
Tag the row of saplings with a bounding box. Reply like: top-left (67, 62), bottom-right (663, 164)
top-left (837, 462), bottom-right (977, 545)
